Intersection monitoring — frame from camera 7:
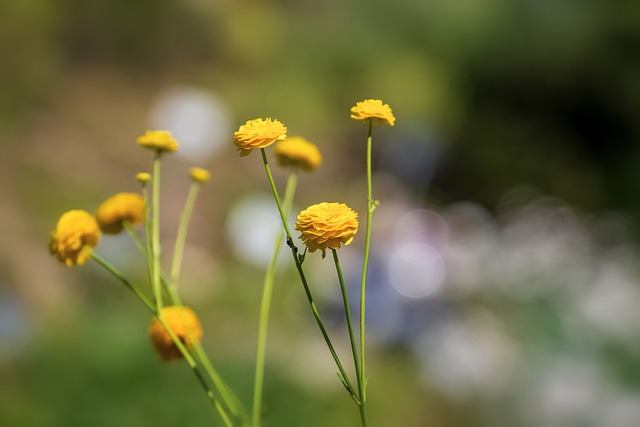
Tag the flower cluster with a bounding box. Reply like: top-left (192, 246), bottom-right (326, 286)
top-left (50, 97), bottom-right (394, 426)
top-left (49, 131), bottom-right (212, 365)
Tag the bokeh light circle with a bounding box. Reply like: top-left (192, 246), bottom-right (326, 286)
top-left (388, 241), bottom-right (445, 298)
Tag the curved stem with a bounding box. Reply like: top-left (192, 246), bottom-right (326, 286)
top-left (90, 252), bottom-right (154, 313)
top-left (253, 169), bottom-right (298, 426)
top-left (260, 148), bottom-right (358, 400)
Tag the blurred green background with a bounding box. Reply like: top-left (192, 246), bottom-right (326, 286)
top-left (2, 0), bottom-right (640, 426)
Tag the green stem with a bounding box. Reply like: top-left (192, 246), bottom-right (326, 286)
top-left (253, 169), bottom-right (298, 426)
top-left (193, 342), bottom-right (249, 424)
top-left (127, 223), bottom-right (177, 305)
top-left (142, 182), bottom-right (155, 298)
top-left (259, 148), bottom-right (358, 400)
top-left (151, 152), bottom-right (163, 312)
top-left (170, 181), bottom-right (201, 287)
top-left (333, 249), bottom-right (368, 426)
top-left (359, 121), bottom-right (374, 407)
top-left (90, 252), bottom-right (154, 313)
top-left (124, 221), bottom-right (146, 254)
top-left (155, 315), bottom-right (236, 427)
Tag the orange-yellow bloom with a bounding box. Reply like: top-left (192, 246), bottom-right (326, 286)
top-left (49, 210), bottom-right (101, 266)
top-left (137, 130), bottom-right (179, 153)
top-left (294, 202), bottom-right (359, 257)
top-left (95, 193), bottom-right (145, 234)
top-left (350, 99), bottom-right (396, 126)
top-left (274, 136), bottom-right (323, 171)
top-left (189, 167), bottom-right (211, 183)
top-left (233, 118), bottom-right (287, 157)
top-left (149, 306), bottom-right (203, 361)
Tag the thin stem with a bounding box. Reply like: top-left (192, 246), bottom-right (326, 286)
top-left (333, 249), bottom-right (369, 426)
top-left (163, 278), bottom-right (183, 307)
top-left (124, 221), bottom-right (146, 254)
top-left (253, 169), bottom-right (298, 426)
top-left (127, 224), bottom-right (182, 313)
top-left (151, 152), bottom-right (163, 312)
top-left (260, 148), bottom-right (358, 400)
top-left (128, 223), bottom-right (179, 305)
top-left (90, 252), bottom-right (154, 313)
top-left (359, 121), bottom-right (374, 406)
top-left (155, 315), bottom-right (236, 426)
top-left (193, 342), bottom-right (249, 424)
top-left (170, 181), bottom-right (201, 287)
top-left (260, 149), bottom-right (293, 238)
top-left (142, 182), bottom-right (155, 298)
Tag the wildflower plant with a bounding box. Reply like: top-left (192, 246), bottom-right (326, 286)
top-left (235, 99), bottom-right (394, 426)
top-left (50, 130), bottom-right (248, 426)
top-left (49, 98), bottom-right (394, 426)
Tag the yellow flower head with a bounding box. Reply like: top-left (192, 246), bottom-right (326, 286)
top-left (294, 202), bottom-right (359, 257)
top-left (95, 193), bottom-right (145, 234)
top-left (137, 130), bottom-right (179, 153)
top-left (350, 99), bottom-right (396, 126)
top-left (49, 210), bottom-right (101, 266)
top-left (136, 172), bottom-right (151, 184)
top-left (190, 167), bottom-right (211, 183)
top-left (233, 118), bottom-right (287, 157)
top-left (274, 136), bottom-right (323, 172)
top-left (149, 306), bottom-right (203, 361)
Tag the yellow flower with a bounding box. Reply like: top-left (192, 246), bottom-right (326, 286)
top-left (95, 193), bottom-right (145, 234)
top-left (149, 306), bottom-right (203, 361)
top-left (190, 167), bottom-right (211, 183)
top-left (274, 136), bottom-right (323, 171)
top-left (49, 210), bottom-right (101, 266)
top-left (233, 118), bottom-right (287, 157)
top-left (137, 130), bottom-right (179, 153)
top-left (350, 99), bottom-right (396, 126)
top-left (136, 172), bottom-right (151, 184)
top-left (294, 202), bottom-right (359, 257)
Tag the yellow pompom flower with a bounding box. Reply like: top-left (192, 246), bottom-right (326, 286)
top-left (95, 193), bottom-right (145, 234)
top-left (294, 202), bottom-right (359, 257)
top-left (274, 136), bottom-right (323, 171)
top-left (137, 130), bottom-right (179, 153)
top-left (190, 167), bottom-right (211, 183)
top-left (149, 306), bottom-right (203, 361)
top-left (233, 118), bottom-right (287, 157)
top-left (350, 99), bottom-right (396, 126)
top-left (49, 210), bottom-right (101, 266)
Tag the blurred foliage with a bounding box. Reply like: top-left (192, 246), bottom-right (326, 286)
top-left (2, 0), bottom-right (640, 222)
